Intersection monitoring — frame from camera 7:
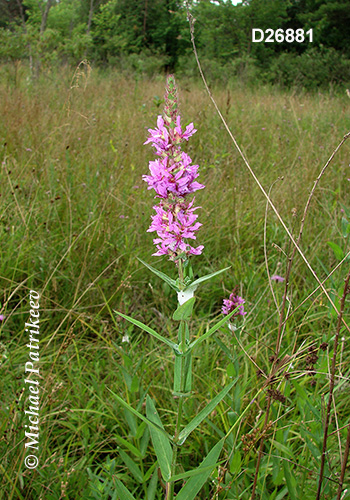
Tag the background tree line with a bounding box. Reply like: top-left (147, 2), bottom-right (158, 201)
top-left (1, 0), bottom-right (350, 89)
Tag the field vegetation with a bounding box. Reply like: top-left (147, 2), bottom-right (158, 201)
top-left (0, 63), bottom-right (349, 499)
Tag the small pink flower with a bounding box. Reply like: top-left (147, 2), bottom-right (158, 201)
top-left (0, 315), bottom-right (5, 322)
top-left (222, 293), bottom-right (246, 317)
top-left (271, 275), bottom-right (285, 282)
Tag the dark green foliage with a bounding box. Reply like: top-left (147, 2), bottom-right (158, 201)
top-left (1, 0), bottom-right (350, 88)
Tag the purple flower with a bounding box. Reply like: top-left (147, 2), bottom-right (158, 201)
top-left (142, 158), bottom-right (173, 198)
top-left (0, 315), bottom-right (4, 322)
top-left (143, 75), bottom-right (204, 261)
top-left (147, 200), bottom-right (203, 257)
top-left (175, 116), bottom-right (197, 141)
top-left (271, 275), bottom-right (285, 283)
top-left (222, 293), bottom-right (246, 317)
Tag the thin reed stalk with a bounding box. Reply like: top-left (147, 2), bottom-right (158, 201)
top-left (316, 268), bottom-right (350, 500)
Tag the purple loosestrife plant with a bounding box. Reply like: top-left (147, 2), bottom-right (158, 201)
top-left (114, 76), bottom-right (245, 500)
top-left (143, 75), bottom-right (204, 261)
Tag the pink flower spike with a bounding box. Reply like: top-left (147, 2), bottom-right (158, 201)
top-left (271, 275), bottom-right (285, 283)
top-left (0, 315), bottom-right (5, 322)
top-left (143, 75), bottom-right (204, 260)
top-left (222, 293), bottom-right (246, 317)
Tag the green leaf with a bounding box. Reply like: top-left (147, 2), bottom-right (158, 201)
top-left (143, 460), bottom-right (157, 483)
top-left (175, 438), bottom-right (224, 500)
top-left (213, 335), bottom-right (234, 361)
top-left (114, 436), bottom-right (143, 459)
top-left (327, 241), bottom-right (344, 261)
top-left (137, 258), bottom-right (179, 291)
top-left (177, 378), bottom-right (238, 445)
top-left (115, 477), bottom-right (137, 500)
top-left (227, 362), bottom-right (235, 377)
top-left (173, 297), bottom-right (196, 321)
top-left (169, 459), bottom-right (226, 482)
top-left (135, 421), bottom-right (146, 440)
top-left (146, 396), bottom-right (173, 482)
top-left (341, 217), bottom-right (350, 238)
top-left (123, 407), bottom-right (137, 436)
top-left (147, 470), bottom-right (158, 500)
top-left (130, 374), bottom-right (139, 393)
top-left (140, 426), bottom-right (150, 457)
top-left (272, 455), bottom-right (281, 484)
top-left (107, 388), bottom-right (173, 443)
top-left (283, 462), bottom-right (298, 500)
top-left (114, 311), bottom-right (177, 350)
top-left (275, 486), bottom-right (288, 500)
top-left (300, 428), bottom-right (321, 461)
top-left (291, 379), bottom-right (307, 400)
top-left (271, 440), bottom-right (293, 459)
top-left (189, 306), bottom-right (240, 351)
top-left (186, 266), bottom-right (231, 290)
top-left (230, 450), bottom-right (241, 475)
top-left (118, 449), bottom-right (143, 483)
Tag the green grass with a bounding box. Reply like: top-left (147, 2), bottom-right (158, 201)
top-left (0, 63), bottom-right (349, 499)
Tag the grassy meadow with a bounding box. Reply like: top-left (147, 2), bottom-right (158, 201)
top-left (0, 63), bottom-right (350, 499)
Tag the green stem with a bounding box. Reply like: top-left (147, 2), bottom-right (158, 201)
top-left (166, 319), bottom-right (188, 499)
top-left (178, 259), bottom-right (184, 290)
top-left (166, 259), bottom-right (191, 499)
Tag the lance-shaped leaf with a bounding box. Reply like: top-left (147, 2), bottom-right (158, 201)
top-left (147, 469), bottom-right (158, 500)
top-left (175, 438), bottom-right (225, 500)
top-left (118, 449), bottom-right (143, 483)
top-left (146, 396), bottom-right (173, 482)
top-left (341, 216), bottom-right (350, 238)
top-left (168, 460), bottom-right (226, 483)
top-left (176, 377), bottom-right (238, 445)
top-left (184, 266), bottom-right (231, 292)
top-left (115, 477), bottom-right (137, 500)
top-left (327, 241), bottom-right (344, 261)
top-left (138, 258), bottom-right (179, 291)
top-left (173, 297), bottom-right (196, 321)
top-left (107, 388), bottom-right (173, 443)
top-left (115, 311), bottom-right (177, 350)
top-left (188, 306), bottom-right (239, 351)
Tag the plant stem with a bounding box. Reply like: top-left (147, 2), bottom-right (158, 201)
top-left (178, 259), bottom-right (184, 290)
top-left (316, 267), bottom-right (350, 500)
top-left (166, 337), bottom-right (187, 500)
top-left (336, 419), bottom-right (350, 500)
top-left (166, 254), bottom-right (189, 499)
top-left (250, 396), bottom-right (271, 500)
